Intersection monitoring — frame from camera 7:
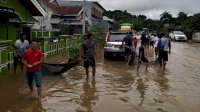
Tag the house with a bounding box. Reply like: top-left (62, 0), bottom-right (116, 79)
top-left (0, 0), bottom-right (46, 72)
top-left (34, 0), bottom-right (106, 35)
top-left (0, 0), bottom-right (46, 43)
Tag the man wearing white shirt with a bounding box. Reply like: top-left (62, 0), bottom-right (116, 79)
top-left (154, 33), bottom-right (160, 58)
top-left (14, 33), bottom-right (29, 74)
top-left (157, 33), bottom-right (171, 70)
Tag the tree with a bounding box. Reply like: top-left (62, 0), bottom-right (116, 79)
top-left (187, 13), bottom-right (200, 31)
top-left (138, 15), bottom-right (147, 20)
top-left (160, 11), bottom-right (173, 24)
top-left (177, 12), bottom-right (188, 26)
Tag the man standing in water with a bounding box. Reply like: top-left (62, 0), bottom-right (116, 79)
top-left (157, 33), bottom-right (171, 70)
top-left (122, 32), bottom-right (133, 65)
top-left (137, 41), bottom-right (149, 72)
top-left (80, 34), bottom-right (97, 78)
top-left (14, 33), bottom-right (29, 74)
top-left (22, 40), bottom-right (43, 100)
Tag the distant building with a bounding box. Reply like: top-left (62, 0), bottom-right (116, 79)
top-left (34, 0), bottom-right (106, 35)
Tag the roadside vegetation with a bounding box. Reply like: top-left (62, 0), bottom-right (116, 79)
top-left (66, 27), bottom-right (103, 59)
top-left (104, 10), bottom-right (200, 36)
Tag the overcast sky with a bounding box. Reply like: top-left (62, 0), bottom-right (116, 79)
top-left (98, 0), bottom-right (200, 19)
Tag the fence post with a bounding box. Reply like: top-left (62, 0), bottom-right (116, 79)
top-left (43, 41), bottom-right (49, 58)
top-left (1, 49), bottom-right (7, 65)
top-left (0, 49), bottom-right (8, 74)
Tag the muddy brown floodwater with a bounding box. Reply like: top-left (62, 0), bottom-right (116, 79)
top-left (0, 42), bottom-right (200, 112)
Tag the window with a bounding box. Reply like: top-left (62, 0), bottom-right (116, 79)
top-left (108, 34), bottom-right (126, 42)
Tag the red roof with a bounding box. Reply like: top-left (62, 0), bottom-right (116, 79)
top-left (42, 0), bottom-right (82, 15)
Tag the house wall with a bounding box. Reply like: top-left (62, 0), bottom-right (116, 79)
top-left (0, 0), bottom-right (32, 22)
top-left (92, 3), bottom-right (104, 19)
top-left (0, 22), bottom-right (16, 42)
top-left (0, 0), bottom-right (40, 73)
top-left (0, 23), bottom-right (7, 40)
top-left (86, 2), bottom-right (92, 21)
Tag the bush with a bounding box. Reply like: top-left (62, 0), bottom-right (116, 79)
top-left (67, 44), bottom-right (80, 59)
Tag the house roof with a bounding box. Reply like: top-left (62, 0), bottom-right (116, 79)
top-left (56, 0), bottom-right (106, 12)
top-left (19, 0), bottom-right (46, 16)
top-left (92, 2), bottom-right (106, 12)
top-left (42, 0), bottom-right (82, 16)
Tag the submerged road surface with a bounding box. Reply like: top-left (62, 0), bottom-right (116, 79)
top-left (0, 42), bottom-right (200, 112)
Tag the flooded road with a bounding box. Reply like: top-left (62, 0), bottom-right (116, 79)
top-left (0, 42), bottom-right (200, 112)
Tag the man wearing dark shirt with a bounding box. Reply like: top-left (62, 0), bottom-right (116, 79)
top-left (140, 33), bottom-right (147, 45)
top-left (80, 34), bottom-right (97, 78)
top-left (122, 32), bottom-right (133, 65)
top-left (137, 41), bottom-right (149, 72)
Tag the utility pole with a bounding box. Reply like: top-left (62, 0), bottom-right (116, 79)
top-left (82, 0), bottom-right (86, 35)
top-left (41, 17), bottom-right (44, 37)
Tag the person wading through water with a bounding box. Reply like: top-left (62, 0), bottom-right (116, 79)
top-left (22, 40), bottom-right (44, 101)
top-left (122, 31), bottom-right (134, 65)
top-left (14, 33), bottom-right (29, 75)
top-left (157, 33), bottom-right (171, 70)
top-left (137, 41), bottom-right (149, 72)
top-left (80, 34), bottom-right (97, 78)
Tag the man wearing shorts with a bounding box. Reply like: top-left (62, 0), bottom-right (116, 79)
top-left (122, 32), bottom-right (133, 65)
top-left (80, 34), bottom-right (97, 78)
top-left (137, 41), bottom-right (149, 72)
top-left (157, 33), bottom-right (171, 70)
top-left (22, 40), bottom-right (43, 100)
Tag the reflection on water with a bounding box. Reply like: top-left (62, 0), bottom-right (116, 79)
top-left (136, 77), bottom-right (146, 106)
top-left (154, 70), bottom-right (169, 93)
top-left (80, 77), bottom-right (98, 112)
top-left (0, 42), bottom-right (200, 112)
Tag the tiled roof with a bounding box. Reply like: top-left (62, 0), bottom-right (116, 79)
top-left (42, 0), bottom-right (82, 15)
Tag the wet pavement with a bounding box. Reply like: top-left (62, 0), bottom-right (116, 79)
top-left (0, 42), bottom-right (200, 112)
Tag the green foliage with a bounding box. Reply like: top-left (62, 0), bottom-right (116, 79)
top-left (58, 23), bottom-right (68, 35)
top-left (88, 26), bottom-right (104, 48)
top-left (67, 44), bottom-right (80, 59)
top-left (176, 12), bottom-right (188, 26)
top-left (104, 10), bottom-right (200, 33)
top-left (104, 10), bottom-right (134, 30)
top-left (66, 27), bottom-right (104, 59)
top-left (160, 11), bottom-right (173, 24)
top-left (185, 13), bottom-right (200, 32)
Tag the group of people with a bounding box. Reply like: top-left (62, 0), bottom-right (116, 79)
top-left (14, 33), bottom-right (43, 101)
top-left (12, 31), bottom-right (171, 101)
top-left (122, 31), bottom-right (171, 72)
top-left (13, 33), bottom-right (97, 101)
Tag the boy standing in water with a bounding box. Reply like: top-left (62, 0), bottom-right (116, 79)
top-left (137, 42), bottom-right (149, 72)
